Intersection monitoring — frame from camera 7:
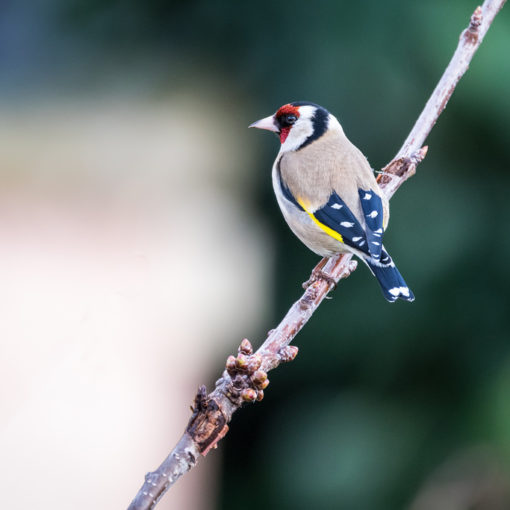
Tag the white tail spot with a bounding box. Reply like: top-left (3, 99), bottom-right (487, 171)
top-left (389, 286), bottom-right (410, 297)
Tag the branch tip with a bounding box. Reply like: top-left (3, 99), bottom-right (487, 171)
top-left (239, 338), bottom-right (253, 355)
top-left (464, 5), bottom-right (483, 44)
top-left (411, 146), bottom-right (428, 165)
top-left (279, 345), bottom-right (299, 363)
top-left (470, 6), bottom-right (483, 30)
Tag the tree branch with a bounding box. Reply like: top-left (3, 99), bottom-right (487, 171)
top-left (127, 2), bottom-right (506, 508)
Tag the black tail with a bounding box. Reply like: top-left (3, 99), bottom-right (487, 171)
top-left (365, 250), bottom-right (414, 303)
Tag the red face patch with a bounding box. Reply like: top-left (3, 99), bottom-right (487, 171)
top-left (276, 104), bottom-right (300, 119)
top-left (275, 104), bottom-right (300, 144)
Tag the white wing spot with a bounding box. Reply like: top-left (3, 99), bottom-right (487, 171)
top-left (352, 236), bottom-right (362, 242)
top-left (358, 240), bottom-right (366, 246)
top-left (331, 203), bottom-right (343, 210)
top-left (363, 193), bottom-right (372, 200)
top-left (371, 241), bottom-right (380, 246)
top-left (374, 228), bottom-right (383, 233)
top-left (368, 210), bottom-right (378, 218)
top-left (340, 221), bottom-right (354, 228)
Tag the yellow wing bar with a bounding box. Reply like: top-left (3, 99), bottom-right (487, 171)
top-left (297, 197), bottom-right (344, 244)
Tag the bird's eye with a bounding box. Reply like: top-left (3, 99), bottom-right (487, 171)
top-left (286, 114), bottom-right (297, 124)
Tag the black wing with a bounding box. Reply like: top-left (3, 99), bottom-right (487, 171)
top-left (311, 189), bottom-right (385, 260)
top-left (357, 188), bottom-right (384, 260)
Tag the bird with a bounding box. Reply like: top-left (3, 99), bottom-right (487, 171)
top-left (249, 101), bottom-right (414, 302)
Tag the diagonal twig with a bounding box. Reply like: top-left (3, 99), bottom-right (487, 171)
top-left (127, 1), bottom-right (506, 508)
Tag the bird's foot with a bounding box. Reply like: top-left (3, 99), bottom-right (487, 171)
top-left (302, 265), bottom-right (337, 290)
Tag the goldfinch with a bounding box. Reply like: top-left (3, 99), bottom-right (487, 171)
top-left (250, 101), bottom-right (414, 302)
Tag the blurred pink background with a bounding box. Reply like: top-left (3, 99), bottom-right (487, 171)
top-left (0, 94), bottom-right (272, 509)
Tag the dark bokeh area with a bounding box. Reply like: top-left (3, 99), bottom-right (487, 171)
top-left (2, 1), bottom-right (510, 509)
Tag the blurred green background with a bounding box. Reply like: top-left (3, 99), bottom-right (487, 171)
top-left (2, 0), bottom-right (510, 509)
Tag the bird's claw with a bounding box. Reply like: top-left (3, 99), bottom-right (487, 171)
top-left (302, 268), bottom-right (337, 290)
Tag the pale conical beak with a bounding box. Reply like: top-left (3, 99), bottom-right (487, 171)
top-left (249, 115), bottom-right (279, 133)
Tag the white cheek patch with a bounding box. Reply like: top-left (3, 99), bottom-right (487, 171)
top-left (279, 105), bottom-right (316, 153)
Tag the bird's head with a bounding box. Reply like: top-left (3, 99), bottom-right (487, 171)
top-left (249, 102), bottom-right (337, 152)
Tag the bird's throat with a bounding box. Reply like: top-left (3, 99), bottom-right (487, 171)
top-left (279, 127), bottom-right (291, 144)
